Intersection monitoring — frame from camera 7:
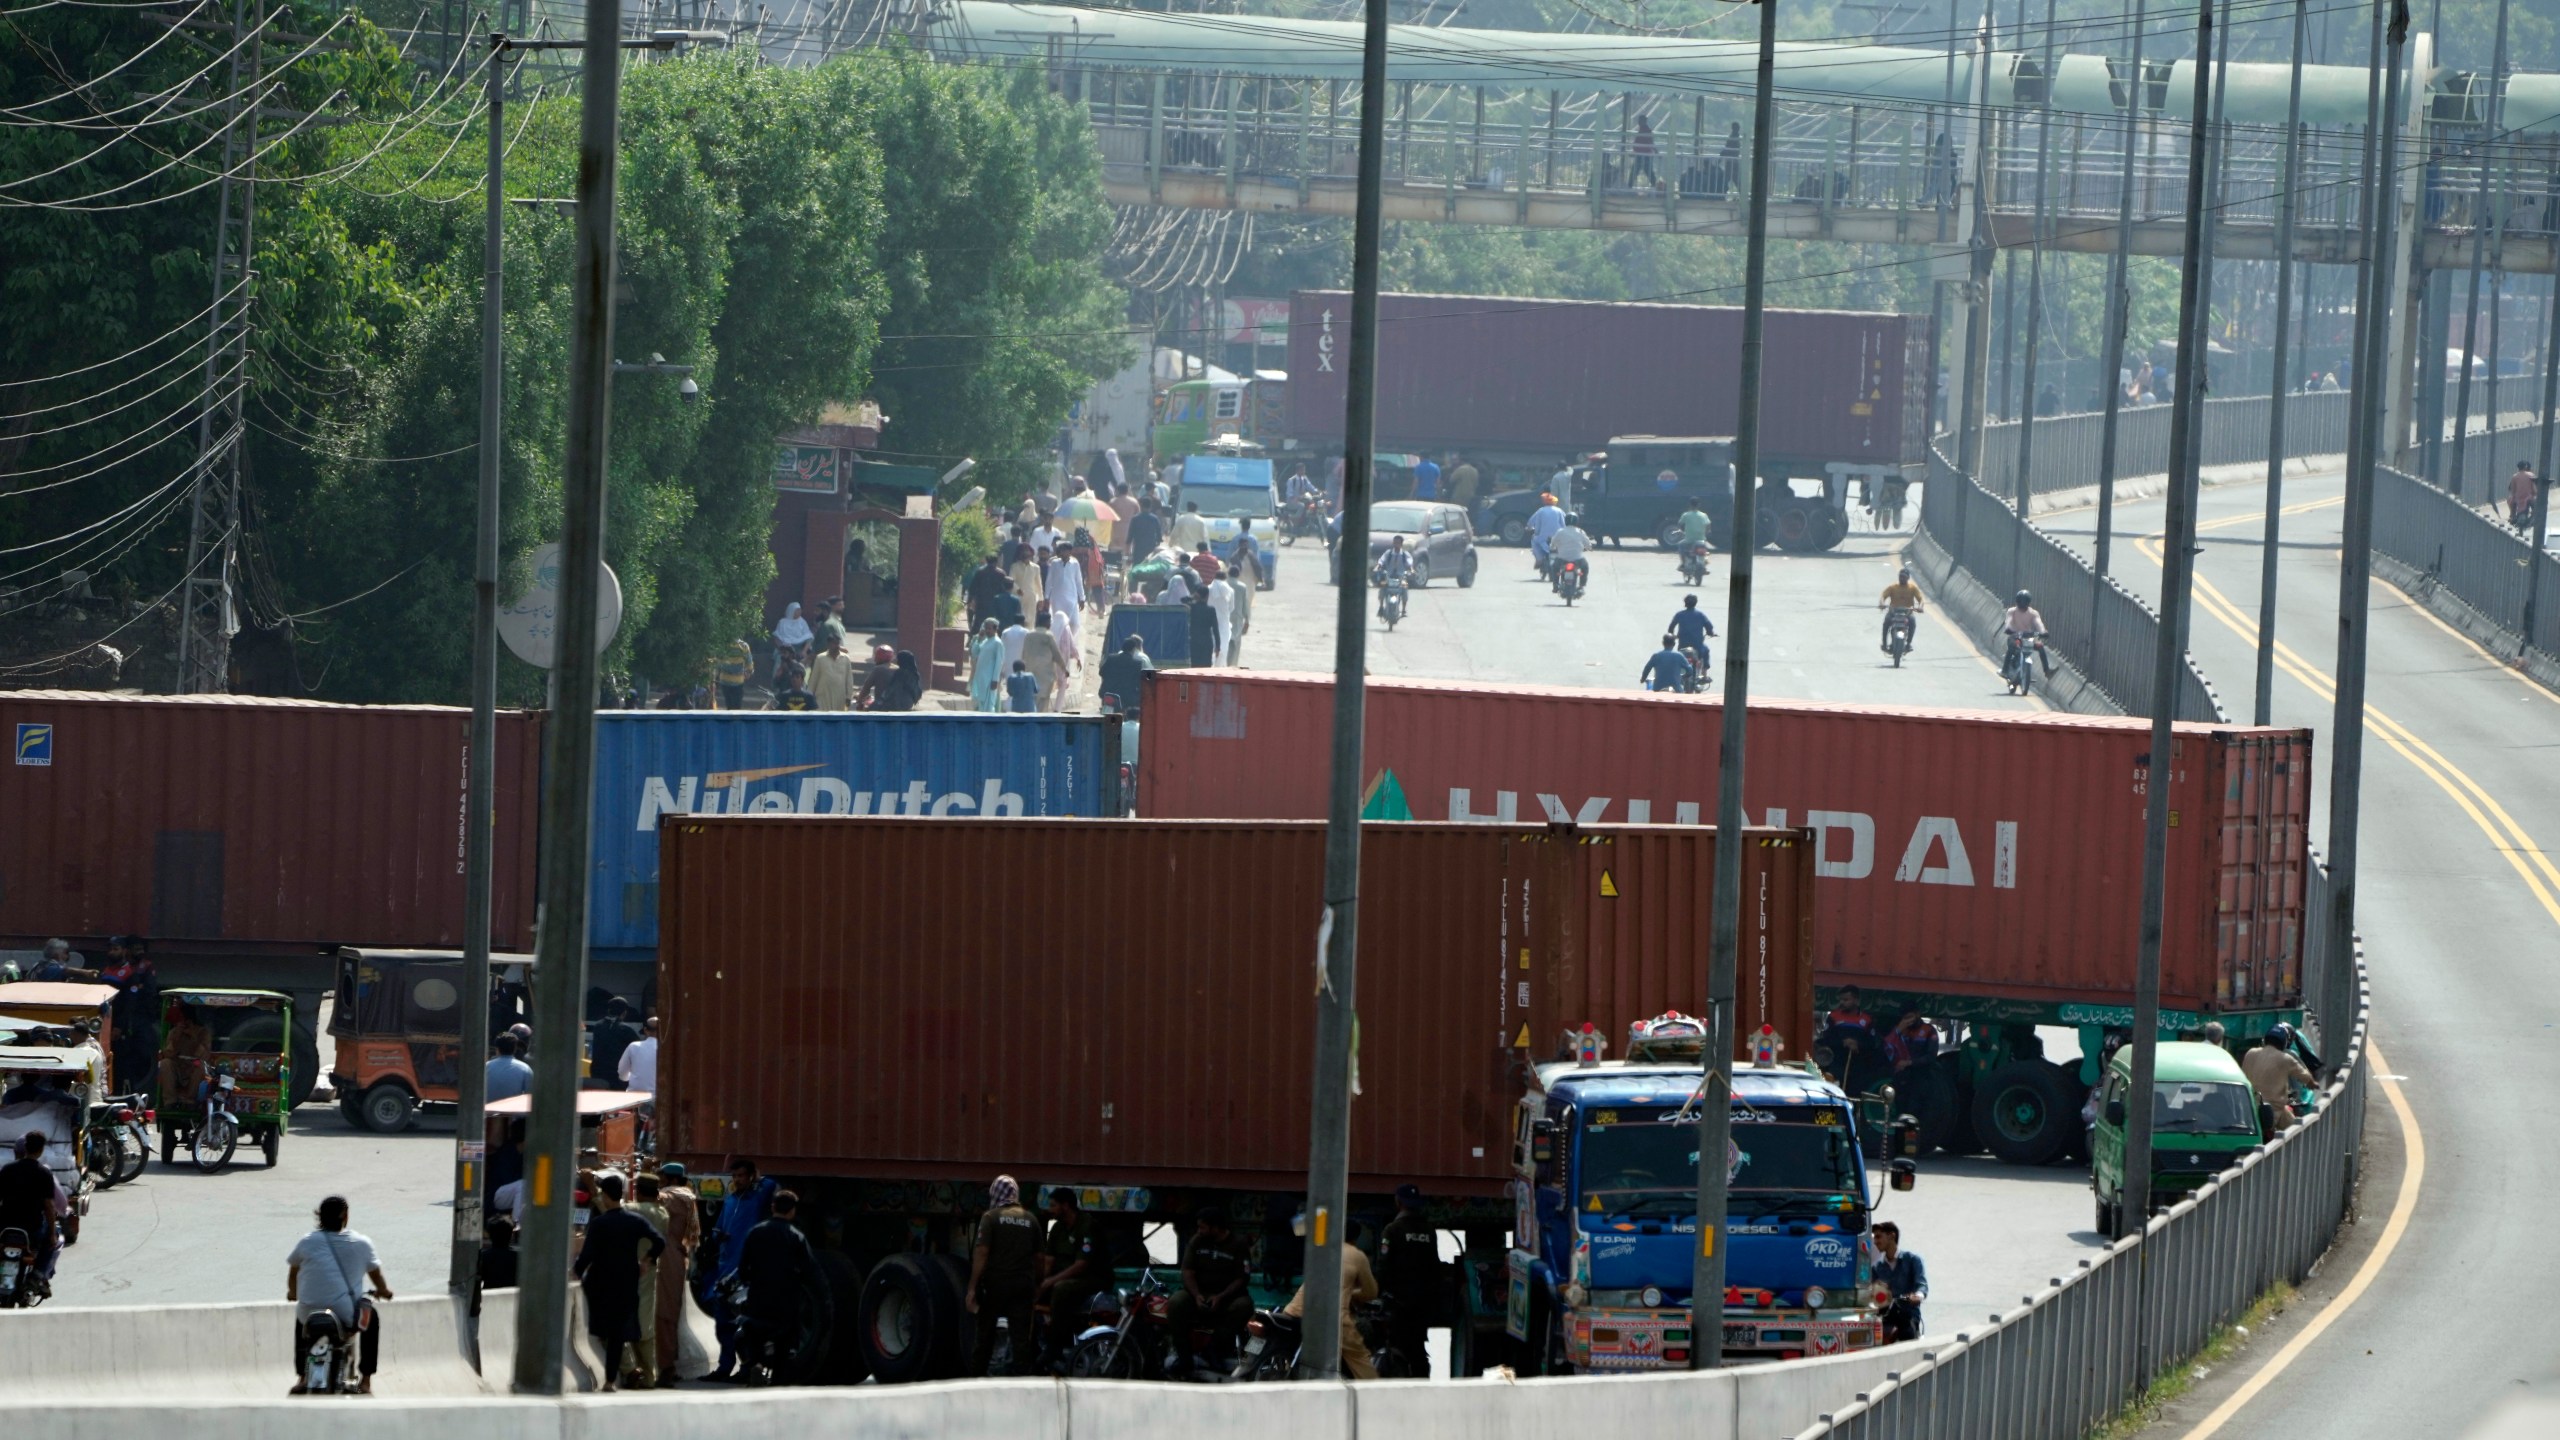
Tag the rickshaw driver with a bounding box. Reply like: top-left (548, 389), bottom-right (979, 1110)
top-left (160, 1003), bottom-right (212, 1107)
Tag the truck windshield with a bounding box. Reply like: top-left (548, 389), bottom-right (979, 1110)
top-left (2153, 1080), bottom-right (2258, 1135)
top-left (1580, 1112), bottom-right (1859, 1215)
top-left (1185, 486), bottom-right (1273, 518)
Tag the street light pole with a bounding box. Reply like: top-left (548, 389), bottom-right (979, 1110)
top-left (2253, 0), bottom-right (2308, 728)
top-left (1691, 0), bottom-right (1777, 1370)
top-left (2092, 0), bottom-right (2148, 581)
top-left (1295, 0), bottom-right (1389, 1381)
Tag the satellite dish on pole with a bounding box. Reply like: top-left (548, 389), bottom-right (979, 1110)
top-left (497, 542), bottom-right (623, 669)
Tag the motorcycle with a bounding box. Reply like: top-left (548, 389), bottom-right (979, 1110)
top-left (1229, 1298), bottom-right (1419, 1382)
top-left (1883, 608), bottom-right (1918, 668)
top-left (1068, 1268), bottom-right (1236, 1383)
top-left (1679, 644), bottom-right (1711, 693)
top-left (1280, 496), bottom-right (1327, 545)
top-left (1375, 571), bottom-right (1409, 631)
top-left (192, 1069), bottom-right (242, 1172)
top-left (0, 1226), bottom-right (45, 1309)
top-left (2002, 633), bottom-right (2046, 696)
top-left (1552, 558), bottom-right (1588, 606)
top-left (298, 1310), bottom-right (363, 1395)
top-left (1679, 544), bottom-right (1709, 586)
top-left (82, 1094), bottom-right (150, 1189)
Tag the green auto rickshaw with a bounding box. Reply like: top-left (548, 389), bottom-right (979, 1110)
top-left (158, 988), bottom-right (293, 1171)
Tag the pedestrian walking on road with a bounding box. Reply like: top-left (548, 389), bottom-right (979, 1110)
top-left (625, 1173), bottom-right (673, 1387)
top-left (2511, 460), bottom-right (2542, 530)
top-left (966, 1175), bottom-right (1042, 1376)
top-left (1186, 589), bottom-right (1218, 667)
top-left (1047, 546), bottom-right (1087, 636)
top-left (1022, 606), bottom-right (1070, 711)
top-left (286, 1195), bottom-right (392, 1394)
top-left (970, 619), bottom-right (1007, 713)
top-left (1206, 573), bottom-right (1237, 664)
top-left (807, 633), bottom-right (856, 711)
top-left (574, 1173), bottom-right (666, 1391)
top-left (714, 638), bottom-right (754, 710)
top-left (616, 1016), bottom-right (658, 1092)
top-left (1871, 1221), bottom-right (1927, 1342)
top-left (1005, 661), bottom-right (1040, 713)
top-left (651, 1164), bottom-right (701, 1386)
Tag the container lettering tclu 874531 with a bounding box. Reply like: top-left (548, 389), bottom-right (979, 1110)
top-left (657, 817), bottom-right (1812, 1194)
top-left (1138, 672), bottom-right (2312, 1024)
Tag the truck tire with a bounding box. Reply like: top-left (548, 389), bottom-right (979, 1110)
top-left (857, 1255), bottom-right (945, 1384)
top-left (1656, 517), bottom-right (1687, 550)
top-left (1810, 504), bottom-right (1850, 552)
top-left (1770, 502), bottom-right (1817, 552)
top-left (1971, 1060), bottom-right (2073, 1166)
top-left (810, 1250), bottom-right (870, 1385)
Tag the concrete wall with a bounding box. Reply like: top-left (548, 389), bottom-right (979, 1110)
top-left (0, 1291), bottom-right (494, 1401)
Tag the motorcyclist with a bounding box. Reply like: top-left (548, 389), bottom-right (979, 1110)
top-left (1639, 635), bottom-right (1694, 693)
top-left (1527, 493), bottom-right (1567, 572)
top-left (2000, 590), bottom-right (2047, 677)
top-left (1668, 594), bottom-right (1715, 672)
top-left (1035, 1187), bottom-right (1110, 1362)
top-left (1548, 514), bottom-right (1592, 593)
top-left (0, 1133), bottom-right (66, 1293)
top-left (1677, 501), bottom-right (1712, 571)
top-left (1372, 536), bottom-right (1417, 620)
top-left (1878, 567), bottom-right (1925, 653)
top-left (2241, 1024), bottom-right (2317, 1127)
top-left (1284, 464), bottom-right (1318, 506)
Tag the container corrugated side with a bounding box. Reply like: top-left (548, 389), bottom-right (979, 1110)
top-left (1286, 291), bottom-right (1921, 465)
top-left (1137, 671), bottom-right (2312, 1016)
top-left (658, 817), bottom-right (1807, 1194)
top-left (0, 691), bottom-right (541, 949)
top-left (588, 712), bottom-right (1116, 952)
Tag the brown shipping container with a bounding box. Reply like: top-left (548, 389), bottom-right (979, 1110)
top-left (1138, 672), bottom-right (2312, 1019)
top-left (1284, 291), bottom-right (1927, 468)
top-left (0, 692), bottom-right (543, 950)
top-left (657, 817), bottom-right (1813, 1195)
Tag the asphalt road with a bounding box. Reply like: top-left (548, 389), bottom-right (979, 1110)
top-left (43, 1104), bottom-right (456, 1309)
top-left (2035, 468), bottom-right (2560, 1436)
top-left (1239, 511), bottom-right (2105, 1339)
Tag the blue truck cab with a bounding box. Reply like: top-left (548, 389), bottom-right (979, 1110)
top-left (1508, 1044), bottom-right (1898, 1370)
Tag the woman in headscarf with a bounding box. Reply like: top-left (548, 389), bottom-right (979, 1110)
top-left (876, 651), bottom-right (925, 713)
top-left (770, 603), bottom-right (813, 679)
top-left (969, 618), bottom-right (1006, 713)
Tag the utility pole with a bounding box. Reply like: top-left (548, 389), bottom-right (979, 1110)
top-left (2448, 0), bottom-right (2508, 498)
top-left (452, 30), bottom-right (511, 1301)
top-left (1954, 6), bottom-right (1998, 481)
top-left (2254, 0), bottom-right (2308, 727)
top-left (1691, 0), bottom-right (1778, 1370)
top-left (2009, 0), bottom-right (2058, 582)
top-left (2124, 0), bottom-right (2217, 1267)
top-left (513, 0), bottom-right (626, 1393)
top-left (2092, 0), bottom-right (2147, 580)
top-left (2328, 0), bottom-right (2411, 1098)
top-left (177, 0), bottom-right (266, 695)
top-left (2342, 0), bottom-right (2385, 508)
top-left (1295, 0), bottom-right (1389, 1382)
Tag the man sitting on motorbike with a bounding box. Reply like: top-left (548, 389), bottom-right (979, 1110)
top-left (1284, 465), bottom-right (1318, 507)
top-left (1166, 1207), bottom-right (1254, 1375)
top-left (1678, 502), bottom-right (1712, 565)
top-left (1527, 494), bottom-right (1567, 571)
top-left (1372, 536), bottom-right (1417, 618)
top-left (1668, 593), bottom-right (1716, 674)
top-left (1548, 515), bottom-right (1592, 591)
top-left (0, 1133), bottom-right (67, 1290)
top-left (2001, 590), bottom-right (2047, 674)
top-left (1639, 635), bottom-right (1694, 693)
top-left (1878, 567), bottom-right (1925, 652)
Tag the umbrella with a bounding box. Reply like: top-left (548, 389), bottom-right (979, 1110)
top-left (1057, 493), bottom-right (1115, 545)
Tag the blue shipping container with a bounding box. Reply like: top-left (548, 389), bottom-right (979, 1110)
top-left (1104, 604), bottom-right (1198, 669)
top-left (589, 712), bottom-right (1118, 952)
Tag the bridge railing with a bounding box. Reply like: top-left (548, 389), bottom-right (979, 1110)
top-left (1922, 447), bottom-right (2223, 722)
top-left (1791, 938), bottom-right (2368, 1440)
top-left (1968, 390), bottom-right (2352, 503)
top-left (2373, 460), bottom-right (2560, 661)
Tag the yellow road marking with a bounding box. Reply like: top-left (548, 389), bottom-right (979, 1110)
top-left (2176, 1039), bottom-right (2424, 1440)
top-left (2382, 576), bottom-right (2560, 712)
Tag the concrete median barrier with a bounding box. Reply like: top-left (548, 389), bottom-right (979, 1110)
top-left (0, 1291), bottom-right (492, 1400)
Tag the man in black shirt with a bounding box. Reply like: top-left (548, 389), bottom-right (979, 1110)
top-left (1035, 1188), bottom-right (1111, 1358)
top-left (572, 1174), bottom-right (665, 1390)
top-left (1375, 1184), bottom-right (1440, 1367)
top-left (735, 1189), bottom-right (826, 1367)
top-left (0, 1134), bottom-right (66, 1289)
top-left (587, 999), bottom-right (639, 1091)
top-left (1098, 636), bottom-right (1152, 718)
top-left (1167, 1206), bottom-right (1254, 1373)
top-left (967, 1175), bottom-right (1042, 1375)
top-left (1125, 498), bottom-right (1167, 562)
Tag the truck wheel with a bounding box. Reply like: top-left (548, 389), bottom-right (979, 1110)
top-left (1810, 504), bottom-right (1850, 551)
top-left (1770, 503), bottom-right (1816, 552)
top-left (801, 1250), bottom-right (867, 1385)
top-left (857, 1255), bottom-right (945, 1384)
top-left (357, 1083), bottom-right (415, 1134)
top-left (1971, 1061), bottom-right (2072, 1165)
top-left (1656, 517), bottom-right (1686, 550)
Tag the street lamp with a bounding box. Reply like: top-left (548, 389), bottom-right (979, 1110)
top-left (613, 352), bottom-right (700, 403)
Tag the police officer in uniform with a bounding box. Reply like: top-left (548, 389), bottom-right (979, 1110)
top-left (1166, 1206), bottom-right (1255, 1374)
top-left (1375, 1184), bottom-right (1440, 1370)
top-left (966, 1174), bottom-right (1042, 1374)
top-left (1036, 1187), bottom-right (1111, 1363)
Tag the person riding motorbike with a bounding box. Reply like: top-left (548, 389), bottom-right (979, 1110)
top-left (1548, 515), bottom-right (1592, 593)
top-left (1878, 567), bottom-right (1925, 653)
top-left (1677, 502), bottom-right (1712, 578)
top-left (1668, 594), bottom-right (1716, 675)
top-left (1373, 536), bottom-right (1418, 620)
top-left (1283, 465), bottom-right (1318, 506)
top-left (2000, 590), bottom-right (2048, 677)
top-left (1639, 635), bottom-right (1694, 693)
top-left (1527, 494), bottom-right (1567, 573)
top-left (0, 1133), bottom-right (66, 1294)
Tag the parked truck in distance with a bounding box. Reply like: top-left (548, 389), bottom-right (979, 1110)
top-left (656, 815), bottom-right (1825, 1382)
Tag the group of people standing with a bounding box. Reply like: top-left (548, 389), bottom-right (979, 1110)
top-left (963, 513), bottom-right (1108, 712)
top-left (769, 599), bottom-right (924, 713)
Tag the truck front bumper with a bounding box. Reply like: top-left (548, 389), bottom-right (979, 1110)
top-left (1566, 1308), bottom-right (1881, 1369)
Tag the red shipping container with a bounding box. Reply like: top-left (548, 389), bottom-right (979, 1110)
top-left (1138, 672), bottom-right (2311, 1020)
top-left (0, 692), bottom-right (543, 951)
top-left (1284, 290), bottom-right (1928, 469)
top-left (657, 817), bottom-right (1812, 1194)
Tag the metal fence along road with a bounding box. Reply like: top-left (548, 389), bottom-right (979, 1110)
top-left (1789, 938), bottom-right (2369, 1440)
top-left (2373, 462), bottom-right (2560, 661)
top-left (1922, 449), bottom-right (2224, 722)
top-left (1973, 392), bottom-right (2352, 504)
